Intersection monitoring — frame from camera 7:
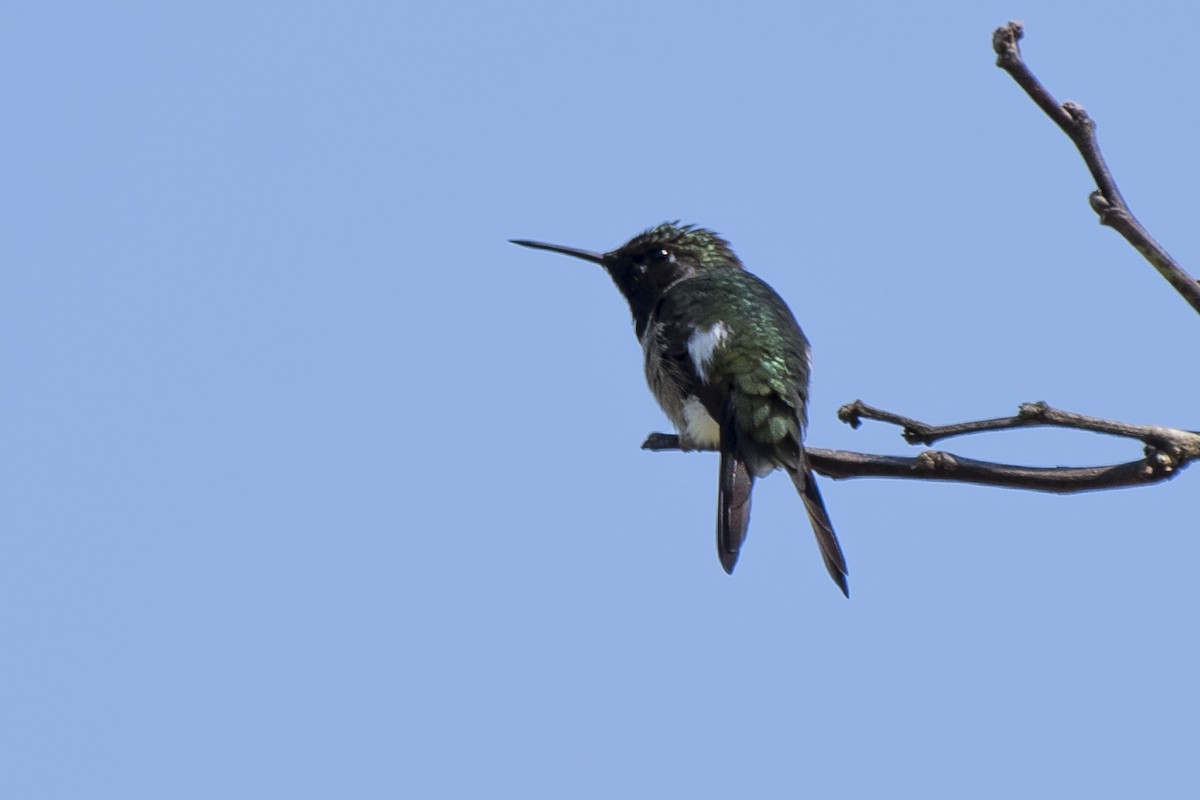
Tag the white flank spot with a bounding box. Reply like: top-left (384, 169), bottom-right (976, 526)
top-left (687, 321), bottom-right (731, 384)
top-left (682, 396), bottom-right (721, 448)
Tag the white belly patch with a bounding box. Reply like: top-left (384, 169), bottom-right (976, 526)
top-left (681, 395), bottom-right (721, 448)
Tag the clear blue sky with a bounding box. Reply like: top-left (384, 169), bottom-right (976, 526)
top-left (4, 2), bottom-right (1198, 797)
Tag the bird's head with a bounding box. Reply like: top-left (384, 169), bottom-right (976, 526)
top-left (511, 222), bottom-right (743, 331)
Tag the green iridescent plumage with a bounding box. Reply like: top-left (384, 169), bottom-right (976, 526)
top-left (654, 268), bottom-right (810, 467)
top-left (511, 222), bottom-right (848, 596)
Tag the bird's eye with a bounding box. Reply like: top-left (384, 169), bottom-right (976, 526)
top-left (648, 248), bottom-right (671, 264)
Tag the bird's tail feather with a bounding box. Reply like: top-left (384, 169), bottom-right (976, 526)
top-left (790, 464), bottom-right (850, 597)
top-left (718, 408), bottom-right (754, 574)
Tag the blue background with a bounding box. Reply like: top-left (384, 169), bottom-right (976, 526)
top-left (4, 2), bottom-right (1198, 797)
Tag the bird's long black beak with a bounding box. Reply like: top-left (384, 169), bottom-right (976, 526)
top-left (510, 239), bottom-right (604, 264)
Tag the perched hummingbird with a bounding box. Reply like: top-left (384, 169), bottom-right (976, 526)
top-left (511, 222), bottom-right (848, 596)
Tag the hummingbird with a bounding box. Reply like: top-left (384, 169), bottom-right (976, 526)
top-left (511, 222), bottom-right (849, 596)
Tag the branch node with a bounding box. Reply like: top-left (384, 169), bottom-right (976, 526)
top-left (838, 400), bottom-right (865, 429)
top-left (992, 20), bottom-right (1024, 66)
top-left (1088, 190), bottom-right (1111, 214)
top-left (916, 450), bottom-right (955, 472)
top-left (1092, 197), bottom-right (1131, 229)
top-left (1143, 446), bottom-right (1177, 478)
top-left (1018, 401), bottom-right (1050, 420)
top-left (1061, 100), bottom-right (1095, 135)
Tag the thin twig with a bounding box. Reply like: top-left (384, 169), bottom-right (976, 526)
top-left (993, 21), bottom-right (1200, 314)
top-left (839, 399), bottom-right (1197, 450)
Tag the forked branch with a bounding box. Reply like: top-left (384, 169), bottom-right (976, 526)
top-left (642, 401), bottom-right (1199, 494)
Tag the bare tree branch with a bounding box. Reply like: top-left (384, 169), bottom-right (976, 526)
top-left (992, 20), bottom-right (1200, 315)
top-left (641, 402), bottom-right (1199, 494)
